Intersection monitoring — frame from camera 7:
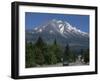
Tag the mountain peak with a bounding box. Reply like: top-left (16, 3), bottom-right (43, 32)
top-left (50, 19), bottom-right (88, 36)
top-left (26, 19), bottom-right (89, 48)
top-left (32, 19), bottom-right (88, 38)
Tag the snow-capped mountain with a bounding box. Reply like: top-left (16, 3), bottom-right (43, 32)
top-left (26, 19), bottom-right (89, 49)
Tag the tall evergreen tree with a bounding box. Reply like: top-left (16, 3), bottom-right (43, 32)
top-left (83, 48), bottom-right (89, 63)
top-left (63, 44), bottom-right (70, 62)
top-left (34, 48), bottom-right (45, 65)
top-left (35, 36), bottom-right (45, 47)
top-left (25, 42), bottom-right (36, 68)
top-left (44, 39), bottom-right (62, 64)
top-left (34, 36), bottom-right (46, 65)
top-left (54, 39), bottom-right (57, 45)
top-left (52, 39), bottom-right (62, 62)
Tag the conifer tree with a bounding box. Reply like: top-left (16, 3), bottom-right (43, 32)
top-left (25, 42), bottom-right (36, 67)
top-left (34, 48), bottom-right (45, 65)
top-left (35, 36), bottom-right (45, 48)
top-left (52, 39), bottom-right (62, 62)
top-left (34, 36), bottom-right (46, 65)
top-left (83, 48), bottom-right (89, 63)
top-left (63, 44), bottom-right (70, 62)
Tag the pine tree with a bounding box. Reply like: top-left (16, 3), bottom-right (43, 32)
top-left (25, 42), bottom-right (36, 68)
top-left (35, 36), bottom-right (45, 48)
top-left (34, 36), bottom-right (46, 65)
top-left (52, 39), bottom-right (62, 62)
top-left (70, 52), bottom-right (77, 62)
top-left (44, 39), bottom-right (62, 64)
top-left (63, 44), bottom-right (70, 62)
top-left (83, 48), bottom-right (89, 63)
top-left (34, 48), bottom-right (45, 65)
top-left (44, 45), bottom-right (57, 64)
top-left (54, 39), bottom-right (57, 45)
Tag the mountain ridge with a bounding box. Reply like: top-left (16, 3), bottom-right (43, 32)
top-left (26, 19), bottom-right (89, 50)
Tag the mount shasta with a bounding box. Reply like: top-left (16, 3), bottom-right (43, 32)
top-left (26, 19), bottom-right (89, 50)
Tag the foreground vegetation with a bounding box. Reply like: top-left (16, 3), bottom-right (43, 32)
top-left (25, 36), bottom-right (89, 68)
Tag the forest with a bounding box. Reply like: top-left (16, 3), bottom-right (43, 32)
top-left (25, 36), bottom-right (89, 68)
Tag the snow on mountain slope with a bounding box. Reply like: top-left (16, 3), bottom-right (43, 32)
top-left (26, 19), bottom-right (89, 48)
top-left (31, 19), bottom-right (88, 38)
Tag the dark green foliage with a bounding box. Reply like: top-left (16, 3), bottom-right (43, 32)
top-left (26, 37), bottom-right (63, 67)
top-left (25, 42), bottom-right (36, 68)
top-left (43, 46), bottom-right (58, 64)
top-left (54, 39), bottom-right (57, 45)
top-left (43, 39), bottom-right (62, 64)
top-left (34, 36), bottom-right (46, 65)
top-left (82, 49), bottom-right (89, 63)
top-left (51, 39), bottom-right (62, 62)
top-left (69, 52), bottom-right (77, 62)
top-left (25, 36), bottom-right (89, 68)
top-left (34, 48), bottom-right (45, 65)
top-left (48, 49), bottom-right (57, 64)
top-left (63, 44), bottom-right (76, 63)
top-left (80, 49), bottom-right (84, 55)
top-left (26, 37), bottom-right (46, 67)
top-left (35, 36), bottom-right (45, 47)
top-left (63, 44), bottom-right (70, 62)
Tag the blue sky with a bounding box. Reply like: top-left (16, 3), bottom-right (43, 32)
top-left (25, 12), bottom-right (89, 33)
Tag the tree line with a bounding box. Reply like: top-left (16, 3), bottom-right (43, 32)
top-left (25, 36), bottom-right (89, 68)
